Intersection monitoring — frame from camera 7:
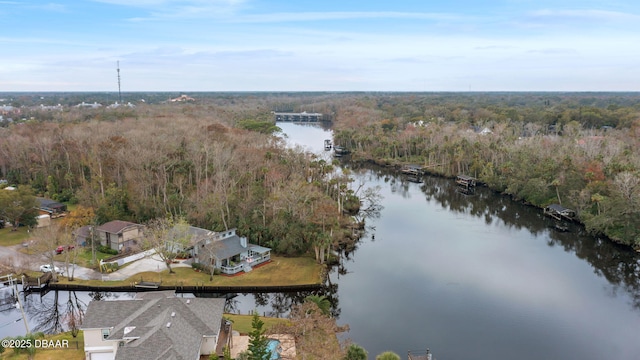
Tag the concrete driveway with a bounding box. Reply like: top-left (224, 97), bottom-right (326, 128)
top-left (100, 254), bottom-right (191, 281)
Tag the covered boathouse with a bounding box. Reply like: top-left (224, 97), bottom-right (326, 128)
top-left (544, 204), bottom-right (576, 221)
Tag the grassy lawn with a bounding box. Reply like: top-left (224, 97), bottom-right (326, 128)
top-left (0, 331), bottom-right (84, 360)
top-left (225, 314), bottom-right (290, 335)
top-left (0, 227), bottom-right (31, 247)
top-left (72, 248), bottom-right (113, 269)
top-left (56, 255), bottom-right (323, 287)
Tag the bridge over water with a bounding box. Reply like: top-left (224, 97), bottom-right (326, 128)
top-left (273, 111), bottom-right (324, 122)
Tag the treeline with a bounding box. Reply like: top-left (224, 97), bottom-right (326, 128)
top-left (2, 92), bottom-right (639, 249)
top-left (330, 94), bottom-right (640, 248)
top-left (0, 102), bottom-right (357, 260)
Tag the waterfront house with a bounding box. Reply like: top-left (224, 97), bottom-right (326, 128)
top-left (96, 220), bottom-right (144, 253)
top-left (193, 228), bottom-right (271, 275)
top-left (161, 225), bottom-right (212, 258)
top-left (81, 291), bottom-right (227, 360)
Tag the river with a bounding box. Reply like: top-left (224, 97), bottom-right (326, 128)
top-left (2, 122), bottom-right (640, 360)
top-left (271, 122), bottom-right (640, 359)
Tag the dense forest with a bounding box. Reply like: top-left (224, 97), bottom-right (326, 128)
top-left (328, 93), bottom-right (640, 248)
top-left (0, 95), bottom-right (363, 261)
top-left (1, 92), bottom-right (639, 250)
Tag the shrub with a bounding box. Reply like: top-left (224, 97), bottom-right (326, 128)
top-left (376, 351), bottom-right (401, 360)
top-left (344, 344), bottom-right (368, 360)
top-left (98, 245), bottom-right (119, 255)
top-left (192, 262), bottom-right (216, 274)
top-left (101, 262), bottom-right (119, 273)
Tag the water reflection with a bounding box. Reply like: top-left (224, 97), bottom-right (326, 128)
top-left (227, 282), bottom-right (341, 318)
top-left (353, 164), bottom-right (640, 313)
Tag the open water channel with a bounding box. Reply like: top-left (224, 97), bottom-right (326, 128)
top-left (2, 122), bottom-right (640, 360)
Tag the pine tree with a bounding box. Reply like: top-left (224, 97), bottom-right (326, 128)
top-left (248, 311), bottom-right (270, 360)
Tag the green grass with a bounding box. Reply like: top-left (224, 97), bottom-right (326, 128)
top-left (56, 255), bottom-right (323, 287)
top-left (0, 227), bottom-right (31, 247)
top-left (224, 314), bottom-right (289, 335)
top-left (72, 248), bottom-right (113, 269)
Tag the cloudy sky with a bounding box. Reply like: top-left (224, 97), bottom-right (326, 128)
top-left (1, 0), bottom-right (639, 91)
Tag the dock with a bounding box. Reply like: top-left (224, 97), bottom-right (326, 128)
top-left (456, 174), bottom-right (477, 195)
top-left (21, 273), bottom-right (52, 293)
top-left (134, 281), bottom-right (161, 289)
top-left (455, 175), bottom-right (476, 188)
top-left (408, 349), bottom-right (433, 360)
top-left (544, 204), bottom-right (576, 221)
top-left (401, 164), bottom-right (424, 176)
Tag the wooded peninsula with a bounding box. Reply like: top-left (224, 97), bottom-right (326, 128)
top-left (1, 92), bottom-right (639, 251)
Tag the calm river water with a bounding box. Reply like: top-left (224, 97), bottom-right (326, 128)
top-left (2, 122), bottom-right (640, 360)
top-left (271, 122), bottom-right (640, 360)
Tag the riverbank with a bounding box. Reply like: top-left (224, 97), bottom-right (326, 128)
top-left (354, 157), bottom-right (636, 251)
top-left (49, 255), bottom-right (323, 289)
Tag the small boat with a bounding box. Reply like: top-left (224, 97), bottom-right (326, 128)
top-left (334, 145), bottom-right (350, 155)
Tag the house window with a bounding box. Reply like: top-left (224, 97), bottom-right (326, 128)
top-left (102, 329), bottom-right (110, 340)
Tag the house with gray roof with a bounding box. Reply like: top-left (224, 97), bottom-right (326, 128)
top-left (36, 197), bottom-right (67, 217)
top-left (191, 228), bottom-right (271, 275)
top-left (81, 291), bottom-right (226, 360)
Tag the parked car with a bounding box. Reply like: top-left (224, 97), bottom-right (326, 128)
top-left (39, 264), bottom-right (63, 274)
top-left (55, 245), bottom-right (75, 254)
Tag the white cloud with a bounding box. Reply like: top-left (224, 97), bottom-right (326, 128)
top-left (530, 8), bottom-right (640, 22)
top-left (232, 11), bottom-right (474, 23)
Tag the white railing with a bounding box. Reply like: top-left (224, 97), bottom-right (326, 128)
top-left (219, 254), bottom-right (271, 274)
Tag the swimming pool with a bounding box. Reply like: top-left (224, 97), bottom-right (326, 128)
top-left (267, 339), bottom-right (281, 360)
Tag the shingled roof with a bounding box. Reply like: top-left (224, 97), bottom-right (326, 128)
top-left (97, 220), bottom-right (142, 234)
top-left (82, 293), bottom-right (225, 360)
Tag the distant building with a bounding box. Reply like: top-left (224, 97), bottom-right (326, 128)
top-left (107, 102), bottom-right (136, 109)
top-left (75, 102), bottom-right (103, 109)
top-left (36, 197), bottom-right (67, 217)
top-left (169, 95), bottom-right (195, 102)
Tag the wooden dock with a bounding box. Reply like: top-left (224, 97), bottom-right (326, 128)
top-left (22, 273), bottom-right (52, 293)
top-left (455, 174), bottom-right (476, 188)
top-left (544, 204), bottom-right (576, 221)
top-left (401, 164), bottom-right (424, 176)
top-left (408, 349), bottom-right (433, 360)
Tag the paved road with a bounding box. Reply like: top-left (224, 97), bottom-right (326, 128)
top-left (0, 244), bottom-right (191, 282)
top-left (0, 243), bottom-right (101, 280)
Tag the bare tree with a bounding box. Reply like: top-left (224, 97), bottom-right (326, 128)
top-left (31, 222), bottom-right (69, 282)
top-left (142, 217), bottom-right (192, 274)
